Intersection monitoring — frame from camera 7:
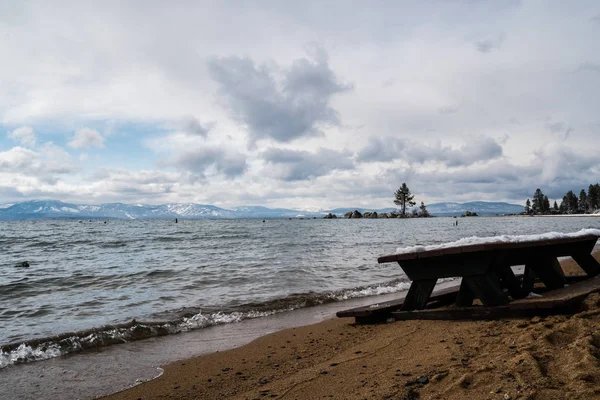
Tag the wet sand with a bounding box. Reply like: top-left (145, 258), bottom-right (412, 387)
top-left (103, 254), bottom-right (600, 400)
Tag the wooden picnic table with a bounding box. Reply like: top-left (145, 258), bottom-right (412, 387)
top-left (377, 233), bottom-right (600, 311)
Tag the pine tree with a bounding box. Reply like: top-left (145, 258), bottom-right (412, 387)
top-left (560, 195), bottom-right (568, 213)
top-left (524, 199), bottom-right (531, 214)
top-left (394, 183), bottom-right (416, 216)
top-left (579, 189), bottom-right (588, 213)
top-left (564, 190), bottom-right (578, 213)
top-left (543, 196), bottom-right (550, 213)
top-left (532, 189), bottom-right (544, 214)
top-left (553, 201), bottom-right (558, 211)
top-left (419, 201), bottom-right (429, 217)
top-left (588, 184), bottom-right (600, 211)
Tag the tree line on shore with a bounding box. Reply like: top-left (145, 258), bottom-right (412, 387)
top-left (324, 183), bottom-right (433, 219)
top-left (524, 183), bottom-right (600, 215)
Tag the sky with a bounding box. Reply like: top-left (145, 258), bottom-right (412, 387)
top-left (1, 0), bottom-right (600, 210)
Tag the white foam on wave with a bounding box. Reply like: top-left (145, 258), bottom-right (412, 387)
top-left (178, 310), bottom-right (279, 331)
top-left (0, 343), bottom-right (63, 369)
top-left (0, 278), bottom-right (429, 369)
top-left (395, 228), bottom-right (600, 254)
top-left (333, 281), bottom-right (412, 300)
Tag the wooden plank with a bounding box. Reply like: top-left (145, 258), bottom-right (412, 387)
top-left (572, 253), bottom-right (600, 276)
top-left (458, 244), bottom-right (486, 254)
top-left (401, 279), bottom-right (437, 311)
top-left (392, 294), bottom-right (587, 321)
top-left (377, 252), bottom-right (418, 263)
top-left (399, 253), bottom-right (495, 281)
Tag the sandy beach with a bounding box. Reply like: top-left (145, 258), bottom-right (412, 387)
top-left (103, 254), bottom-right (600, 400)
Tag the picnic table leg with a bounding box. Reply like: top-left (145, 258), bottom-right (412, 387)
top-left (460, 274), bottom-right (509, 306)
top-left (456, 279), bottom-right (475, 306)
top-left (401, 279), bottom-right (437, 311)
top-left (497, 266), bottom-right (527, 299)
top-left (525, 256), bottom-right (565, 290)
top-left (572, 253), bottom-right (600, 277)
top-left (522, 265), bottom-right (536, 293)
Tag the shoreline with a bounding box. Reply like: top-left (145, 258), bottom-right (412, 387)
top-left (1, 283), bottom-right (441, 400)
top-left (103, 253), bottom-right (600, 400)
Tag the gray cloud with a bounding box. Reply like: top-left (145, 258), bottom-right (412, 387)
top-left (357, 137), bottom-right (405, 163)
top-left (576, 63), bottom-right (600, 73)
top-left (166, 147), bottom-right (247, 179)
top-left (181, 117), bottom-right (212, 137)
top-left (208, 48), bottom-right (351, 143)
top-left (438, 105), bottom-right (459, 115)
top-left (262, 147), bottom-right (354, 181)
top-left (475, 36), bottom-right (503, 53)
top-left (547, 121), bottom-right (573, 140)
top-left (358, 136), bottom-right (503, 167)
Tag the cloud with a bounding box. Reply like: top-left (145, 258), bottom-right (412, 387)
top-left (438, 105), bottom-right (459, 115)
top-left (475, 34), bottom-right (504, 53)
top-left (208, 48), bottom-right (351, 143)
top-left (7, 126), bottom-right (36, 147)
top-left (181, 117), bottom-right (212, 137)
top-left (68, 128), bottom-right (105, 149)
top-left (0, 144), bottom-right (77, 184)
top-left (358, 136), bottom-right (503, 167)
top-left (357, 137), bottom-right (405, 163)
top-left (164, 147), bottom-right (248, 179)
top-left (261, 147), bottom-right (354, 181)
top-left (546, 121), bottom-right (573, 140)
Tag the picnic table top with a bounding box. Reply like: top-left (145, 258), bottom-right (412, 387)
top-left (378, 229), bottom-right (600, 264)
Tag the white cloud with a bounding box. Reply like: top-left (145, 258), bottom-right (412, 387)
top-left (0, 144), bottom-right (77, 184)
top-left (7, 126), bottom-right (36, 147)
top-left (68, 128), bottom-right (105, 149)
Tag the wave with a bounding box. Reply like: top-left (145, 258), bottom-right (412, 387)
top-left (0, 277), bottom-right (423, 370)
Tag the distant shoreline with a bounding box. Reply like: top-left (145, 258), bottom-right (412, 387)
top-left (511, 214), bottom-right (600, 218)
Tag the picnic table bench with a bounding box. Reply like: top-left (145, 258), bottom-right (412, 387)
top-left (376, 232), bottom-right (600, 312)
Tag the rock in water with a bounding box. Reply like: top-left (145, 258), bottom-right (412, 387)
top-left (15, 261), bottom-right (30, 268)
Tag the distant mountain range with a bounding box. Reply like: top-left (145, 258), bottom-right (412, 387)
top-left (0, 200), bottom-right (525, 220)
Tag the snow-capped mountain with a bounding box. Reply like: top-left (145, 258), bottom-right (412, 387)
top-left (426, 201), bottom-right (524, 216)
top-left (0, 200), bottom-right (524, 220)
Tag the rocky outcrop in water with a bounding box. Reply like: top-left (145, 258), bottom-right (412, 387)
top-left (14, 261), bottom-right (30, 268)
top-left (323, 213), bottom-right (337, 219)
top-left (343, 210), bottom-right (363, 219)
top-left (363, 211), bottom-right (378, 219)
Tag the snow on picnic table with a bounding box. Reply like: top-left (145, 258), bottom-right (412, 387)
top-left (395, 228), bottom-right (600, 254)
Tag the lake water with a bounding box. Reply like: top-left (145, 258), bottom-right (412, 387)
top-left (1, 216), bottom-right (600, 370)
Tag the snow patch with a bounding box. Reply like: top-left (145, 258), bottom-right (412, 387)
top-left (395, 228), bottom-right (600, 254)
